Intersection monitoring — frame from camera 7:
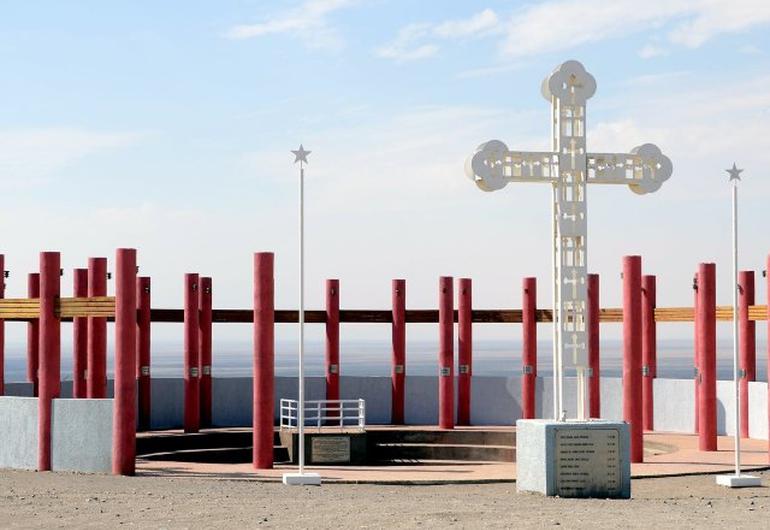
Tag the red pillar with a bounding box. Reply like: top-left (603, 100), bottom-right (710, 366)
top-left (253, 253), bottom-right (274, 469)
top-left (587, 274), bottom-right (601, 418)
top-left (738, 270), bottom-right (755, 439)
top-left (697, 263), bottom-right (717, 451)
top-left (87, 257), bottom-right (108, 398)
top-left (199, 277), bottom-right (213, 429)
top-left (642, 275), bottom-right (656, 431)
top-left (694, 272), bottom-right (700, 434)
top-left (521, 277), bottom-right (536, 420)
top-left (72, 269), bottom-right (88, 398)
top-left (622, 256), bottom-right (643, 463)
top-left (27, 273), bottom-right (40, 397)
top-left (325, 279), bottom-right (340, 422)
top-left (136, 277), bottom-right (151, 431)
top-left (457, 278), bottom-right (472, 426)
top-left (113, 248), bottom-right (137, 475)
top-left (38, 251), bottom-right (61, 471)
top-left (0, 255), bottom-right (4, 396)
top-left (391, 279), bottom-right (406, 425)
top-left (183, 273), bottom-right (200, 433)
top-left (438, 276), bottom-right (454, 429)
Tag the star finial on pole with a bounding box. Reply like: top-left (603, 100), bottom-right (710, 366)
top-left (292, 144), bottom-right (311, 165)
top-left (726, 163), bottom-right (743, 182)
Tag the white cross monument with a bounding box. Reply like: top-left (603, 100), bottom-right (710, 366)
top-left (466, 60), bottom-right (672, 421)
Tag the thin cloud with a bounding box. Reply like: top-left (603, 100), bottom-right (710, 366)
top-left (225, 0), bottom-right (358, 50)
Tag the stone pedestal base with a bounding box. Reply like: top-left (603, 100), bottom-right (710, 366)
top-left (516, 419), bottom-right (631, 499)
top-left (282, 472), bottom-right (322, 486)
top-left (715, 474), bottom-right (761, 488)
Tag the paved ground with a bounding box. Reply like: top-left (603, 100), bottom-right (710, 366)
top-left (1, 468), bottom-right (769, 528)
top-left (138, 431), bottom-right (770, 483)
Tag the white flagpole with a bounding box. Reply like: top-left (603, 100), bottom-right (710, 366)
top-left (716, 163), bottom-right (758, 488)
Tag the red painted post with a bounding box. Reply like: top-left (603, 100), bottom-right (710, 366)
top-left (697, 263), bottom-right (717, 451)
top-left (72, 269), bottom-right (88, 398)
top-left (457, 278), bottom-right (472, 426)
top-left (27, 273), bottom-right (40, 397)
top-left (622, 256), bottom-right (643, 463)
top-left (587, 274), bottom-right (601, 418)
top-left (253, 253), bottom-right (274, 469)
top-left (391, 279), bottom-right (406, 425)
top-left (438, 276), bottom-right (454, 429)
top-left (738, 270), bottom-right (755, 439)
top-left (136, 277), bottom-right (151, 431)
top-left (38, 251), bottom-right (61, 471)
top-left (521, 277), bottom-right (536, 420)
top-left (183, 273), bottom-right (200, 433)
top-left (113, 248), bottom-right (137, 475)
top-left (0, 255), bottom-right (4, 396)
top-left (642, 275), bottom-right (657, 432)
top-left (694, 272), bottom-right (700, 434)
top-left (87, 257), bottom-right (108, 398)
top-left (199, 277), bottom-right (213, 429)
top-left (325, 279), bottom-right (340, 422)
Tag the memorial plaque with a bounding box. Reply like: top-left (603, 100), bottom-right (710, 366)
top-left (555, 428), bottom-right (621, 497)
top-left (311, 436), bottom-right (351, 463)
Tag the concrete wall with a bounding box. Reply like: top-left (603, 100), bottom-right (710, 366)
top-left (52, 399), bottom-right (112, 473)
top-left (0, 397), bottom-right (38, 470)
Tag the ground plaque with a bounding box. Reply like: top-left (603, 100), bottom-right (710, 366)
top-left (516, 419), bottom-right (630, 499)
top-left (310, 436), bottom-right (351, 464)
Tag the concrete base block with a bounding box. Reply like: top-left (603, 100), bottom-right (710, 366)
top-left (516, 419), bottom-right (631, 499)
top-left (716, 474), bottom-right (762, 488)
top-left (282, 472), bottom-right (322, 486)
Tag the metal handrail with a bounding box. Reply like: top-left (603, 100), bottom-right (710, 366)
top-left (280, 398), bottom-right (366, 431)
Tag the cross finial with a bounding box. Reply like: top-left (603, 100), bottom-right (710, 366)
top-left (726, 162), bottom-right (743, 182)
top-left (292, 144), bottom-right (311, 165)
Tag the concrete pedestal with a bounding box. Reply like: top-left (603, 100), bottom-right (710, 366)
top-left (516, 419), bottom-right (631, 499)
top-left (715, 474), bottom-right (762, 488)
top-left (282, 472), bottom-right (321, 486)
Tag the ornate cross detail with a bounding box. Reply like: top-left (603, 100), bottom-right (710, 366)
top-left (465, 60), bottom-right (672, 420)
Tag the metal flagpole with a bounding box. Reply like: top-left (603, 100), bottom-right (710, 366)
top-left (716, 163), bottom-right (759, 488)
top-left (284, 145), bottom-right (320, 486)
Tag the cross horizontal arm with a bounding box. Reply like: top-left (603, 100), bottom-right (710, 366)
top-left (587, 143), bottom-right (672, 195)
top-left (465, 140), bottom-right (556, 191)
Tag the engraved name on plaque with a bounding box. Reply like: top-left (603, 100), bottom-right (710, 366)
top-left (555, 429), bottom-right (621, 497)
top-left (310, 436), bottom-right (351, 464)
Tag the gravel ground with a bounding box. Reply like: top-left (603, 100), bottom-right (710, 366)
top-left (1, 469), bottom-right (768, 529)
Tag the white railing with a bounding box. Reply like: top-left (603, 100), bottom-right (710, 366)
top-left (280, 398), bottom-right (366, 431)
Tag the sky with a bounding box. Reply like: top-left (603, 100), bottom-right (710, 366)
top-left (1, 0), bottom-right (770, 346)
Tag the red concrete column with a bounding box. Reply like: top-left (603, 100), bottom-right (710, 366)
top-left (642, 275), bottom-right (657, 432)
top-left (521, 277), bottom-right (536, 420)
top-left (587, 274), bottom-right (601, 418)
top-left (622, 256), bottom-right (643, 463)
top-left (694, 272), bottom-right (700, 434)
top-left (199, 277), bottom-right (213, 429)
top-left (438, 276), bottom-right (454, 429)
top-left (253, 253), bottom-right (274, 469)
top-left (697, 262), bottom-right (717, 451)
top-left (325, 279), bottom-right (340, 422)
top-left (457, 278), bottom-right (472, 426)
top-left (87, 257), bottom-right (108, 398)
top-left (113, 249), bottom-right (137, 475)
top-left (738, 270), bottom-right (755, 439)
top-left (136, 277), bottom-right (151, 431)
top-left (72, 269), bottom-right (88, 398)
top-left (391, 279), bottom-right (406, 425)
top-left (37, 251), bottom-right (61, 471)
top-left (183, 273), bottom-right (200, 433)
top-left (27, 273), bottom-right (40, 397)
top-left (0, 255), bottom-right (4, 396)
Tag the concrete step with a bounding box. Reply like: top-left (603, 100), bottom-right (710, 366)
top-left (373, 443), bottom-right (514, 463)
top-left (140, 445), bottom-right (290, 464)
top-left (367, 429), bottom-right (515, 447)
top-left (137, 429), bottom-right (277, 455)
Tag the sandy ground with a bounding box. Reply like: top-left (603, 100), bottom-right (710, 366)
top-left (1, 469), bottom-right (769, 529)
